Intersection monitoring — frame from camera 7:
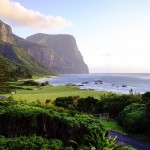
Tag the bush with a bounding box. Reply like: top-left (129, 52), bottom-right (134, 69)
top-left (142, 91), bottom-right (150, 117)
top-left (21, 80), bottom-right (39, 86)
top-left (54, 96), bottom-right (79, 109)
top-left (54, 94), bottom-right (143, 118)
top-left (117, 103), bottom-right (150, 135)
top-left (77, 97), bottom-right (99, 113)
top-left (100, 94), bottom-right (142, 118)
top-left (122, 110), bottom-right (144, 132)
top-left (0, 135), bottom-right (66, 150)
top-left (0, 101), bottom-right (111, 148)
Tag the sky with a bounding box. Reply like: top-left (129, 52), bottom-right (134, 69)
top-left (0, 0), bottom-right (150, 73)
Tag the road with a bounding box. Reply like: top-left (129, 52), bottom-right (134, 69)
top-left (109, 131), bottom-right (150, 150)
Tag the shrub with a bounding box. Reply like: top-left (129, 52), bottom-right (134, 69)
top-left (77, 97), bottom-right (99, 113)
top-left (117, 103), bottom-right (150, 135)
top-left (0, 135), bottom-right (65, 150)
top-left (54, 94), bottom-right (143, 118)
top-left (142, 91), bottom-right (150, 117)
top-left (100, 94), bottom-right (142, 118)
top-left (0, 102), bottom-right (110, 148)
top-left (21, 80), bottom-right (39, 86)
top-left (54, 96), bottom-right (79, 109)
top-left (81, 130), bottom-right (118, 150)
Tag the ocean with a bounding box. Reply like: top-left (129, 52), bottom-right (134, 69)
top-left (41, 73), bottom-right (150, 94)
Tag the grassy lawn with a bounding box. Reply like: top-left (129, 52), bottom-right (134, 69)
top-left (6, 85), bottom-right (105, 102)
top-left (100, 120), bottom-right (125, 133)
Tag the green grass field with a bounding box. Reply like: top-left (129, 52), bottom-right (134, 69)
top-left (7, 85), bottom-right (105, 102)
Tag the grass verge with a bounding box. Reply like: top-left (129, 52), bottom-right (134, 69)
top-left (100, 120), bottom-right (125, 133)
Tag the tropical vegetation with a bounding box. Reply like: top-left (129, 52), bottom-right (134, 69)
top-left (0, 98), bottom-right (126, 150)
top-left (0, 78), bottom-right (149, 149)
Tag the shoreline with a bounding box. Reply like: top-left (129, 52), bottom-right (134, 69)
top-left (34, 75), bottom-right (56, 82)
top-left (34, 74), bottom-right (147, 94)
top-left (35, 77), bottom-right (49, 82)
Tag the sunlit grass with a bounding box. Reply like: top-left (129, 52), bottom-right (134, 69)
top-left (6, 85), bottom-right (105, 102)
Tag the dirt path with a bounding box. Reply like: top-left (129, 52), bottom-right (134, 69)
top-left (109, 131), bottom-right (150, 150)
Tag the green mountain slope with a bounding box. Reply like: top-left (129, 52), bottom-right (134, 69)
top-left (0, 20), bottom-right (51, 76)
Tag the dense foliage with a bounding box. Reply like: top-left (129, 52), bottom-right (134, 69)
top-left (0, 135), bottom-right (72, 150)
top-left (116, 92), bottom-right (150, 136)
top-left (0, 54), bottom-right (33, 93)
top-left (0, 99), bottom-right (121, 149)
top-left (0, 53), bottom-right (32, 80)
top-left (118, 103), bottom-right (150, 136)
top-left (0, 39), bottom-right (52, 76)
top-left (0, 99), bottom-right (135, 149)
top-left (0, 55), bottom-right (11, 93)
top-left (54, 94), bottom-right (142, 118)
top-left (142, 91), bottom-right (150, 116)
top-left (54, 93), bottom-right (150, 137)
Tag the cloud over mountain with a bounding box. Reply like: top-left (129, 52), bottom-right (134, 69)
top-left (0, 0), bottom-right (72, 30)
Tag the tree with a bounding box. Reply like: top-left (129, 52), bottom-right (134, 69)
top-left (0, 55), bottom-right (10, 93)
top-left (142, 91), bottom-right (150, 116)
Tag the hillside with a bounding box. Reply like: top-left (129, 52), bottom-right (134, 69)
top-left (13, 34), bottom-right (58, 73)
top-left (0, 20), bottom-right (89, 75)
top-left (0, 20), bottom-right (51, 76)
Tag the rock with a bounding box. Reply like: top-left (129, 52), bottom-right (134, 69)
top-left (81, 82), bottom-right (89, 84)
top-left (0, 20), bottom-right (15, 44)
top-left (65, 83), bottom-right (76, 86)
top-left (78, 84), bottom-right (84, 86)
top-left (94, 80), bottom-right (103, 83)
top-left (122, 85), bottom-right (127, 87)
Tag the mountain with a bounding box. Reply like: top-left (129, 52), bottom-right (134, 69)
top-left (0, 20), bottom-right (51, 76)
top-left (0, 20), bottom-right (89, 75)
top-left (26, 33), bottom-right (89, 74)
top-left (13, 34), bottom-right (58, 73)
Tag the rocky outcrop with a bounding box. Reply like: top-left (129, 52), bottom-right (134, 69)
top-left (0, 20), bottom-right (15, 44)
top-left (26, 33), bottom-right (89, 74)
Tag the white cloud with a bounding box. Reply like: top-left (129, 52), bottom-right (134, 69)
top-left (0, 0), bottom-right (72, 30)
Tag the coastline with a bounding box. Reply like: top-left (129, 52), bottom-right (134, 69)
top-left (34, 75), bottom-right (56, 83)
top-left (37, 73), bottom-right (149, 94)
top-left (35, 77), bottom-right (49, 82)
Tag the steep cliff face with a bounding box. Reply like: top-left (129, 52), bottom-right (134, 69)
top-left (0, 20), bottom-right (50, 75)
top-left (26, 33), bottom-right (89, 74)
top-left (0, 20), bottom-right (15, 44)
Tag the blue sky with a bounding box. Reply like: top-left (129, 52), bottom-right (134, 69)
top-left (1, 0), bottom-right (150, 73)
